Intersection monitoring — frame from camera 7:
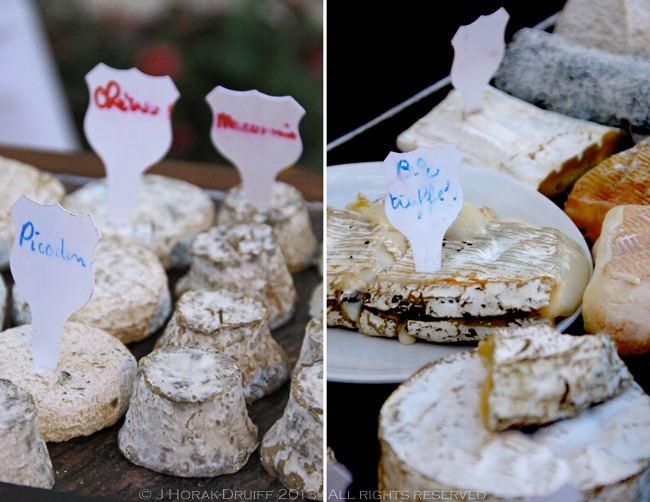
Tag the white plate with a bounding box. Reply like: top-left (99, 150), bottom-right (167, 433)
top-left (327, 162), bottom-right (593, 384)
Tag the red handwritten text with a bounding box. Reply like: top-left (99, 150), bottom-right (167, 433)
top-left (94, 81), bottom-right (160, 116)
top-left (216, 113), bottom-right (297, 139)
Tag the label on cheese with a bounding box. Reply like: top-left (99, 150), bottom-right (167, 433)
top-left (450, 7), bottom-right (509, 114)
top-left (10, 196), bottom-right (101, 370)
top-left (380, 145), bottom-right (463, 272)
top-left (205, 86), bottom-right (305, 208)
top-left (84, 63), bottom-right (179, 226)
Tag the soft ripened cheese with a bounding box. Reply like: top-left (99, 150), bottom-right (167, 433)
top-left (261, 360), bottom-right (323, 500)
top-left (396, 86), bottom-right (626, 198)
top-left (0, 274), bottom-right (7, 330)
top-left (217, 181), bottom-right (318, 272)
top-left (379, 351), bottom-right (650, 500)
top-left (0, 379), bottom-right (54, 489)
top-left (155, 289), bottom-right (290, 403)
top-left (479, 326), bottom-right (633, 431)
top-left (118, 346), bottom-right (258, 477)
top-left (294, 315), bottom-right (323, 375)
top-left (63, 174), bottom-right (215, 269)
top-left (0, 322), bottom-right (137, 442)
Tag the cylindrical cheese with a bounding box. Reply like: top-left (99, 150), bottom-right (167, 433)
top-left (294, 315), bottom-right (323, 376)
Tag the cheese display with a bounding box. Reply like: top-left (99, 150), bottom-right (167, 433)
top-left (379, 351), bottom-right (650, 500)
top-left (11, 241), bottom-right (171, 344)
top-left (0, 322), bottom-right (137, 442)
top-left (565, 138), bottom-right (650, 244)
top-left (0, 274), bottom-right (7, 330)
top-left (0, 156), bottom-right (66, 270)
top-left (494, 28), bottom-right (650, 132)
top-left (261, 360), bottom-right (323, 501)
top-left (154, 289), bottom-right (290, 403)
top-left (327, 201), bottom-right (590, 343)
top-left (396, 86), bottom-right (627, 198)
top-left (176, 223), bottom-right (297, 329)
top-left (63, 174), bottom-right (215, 269)
top-left (479, 325), bottom-right (633, 432)
top-left (294, 314), bottom-right (323, 375)
top-left (217, 181), bottom-right (318, 272)
top-left (583, 205), bottom-right (650, 355)
top-left (554, 0), bottom-right (650, 57)
top-left (0, 379), bottom-right (54, 489)
top-left (118, 346), bottom-right (258, 477)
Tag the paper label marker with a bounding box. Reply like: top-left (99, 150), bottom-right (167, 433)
top-left (381, 145), bottom-right (464, 273)
top-left (450, 7), bottom-right (509, 114)
top-left (84, 63), bottom-right (179, 226)
top-left (206, 86), bottom-right (305, 208)
top-left (10, 196), bottom-right (101, 370)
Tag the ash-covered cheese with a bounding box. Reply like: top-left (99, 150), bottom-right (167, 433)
top-left (479, 325), bottom-right (633, 432)
top-left (63, 174), bottom-right (215, 269)
top-left (12, 241), bottom-right (171, 344)
top-left (176, 223), bottom-right (297, 329)
top-left (379, 351), bottom-right (650, 500)
top-left (0, 379), bottom-right (54, 489)
top-left (294, 315), bottom-right (323, 375)
top-left (217, 181), bottom-right (318, 272)
top-left (397, 86), bottom-right (626, 198)
top-left (0, 322), bottom-right (137, 442)
top-left (155, 289), bottom-right (290, 403)
top-left (494, 28), bottom-right (650, 133)
top-left (0, 156), bottom-right (65, 270)
top-left (261, 360), bottom-right (323, 501)
top-left (118, 346), bottom-right (258, 477)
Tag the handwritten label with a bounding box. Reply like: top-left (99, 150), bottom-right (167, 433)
top-left (206, 86), bottom-right (305, 208)
top-left (450, 7), bottom-right (509, 114)
top-left (381, 146), bottom-right (463, 272)
top-left (10, 197), bottom-right (101, 370)
top-left (84, 63), bottom-right (179, 226)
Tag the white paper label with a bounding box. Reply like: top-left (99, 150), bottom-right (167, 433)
top-left (84, 63), bottom-right (180, 226)
top-left (205, 86), bottom-right (305, 208)
top-left (450, 7), bottom-right (509, 114)
top-left (381, 145), bottom-right (463, 273)
top-left (10, 196), bottom-right (101, 370)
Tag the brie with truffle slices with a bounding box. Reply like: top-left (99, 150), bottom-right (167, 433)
top-left (327, 196), bottom-right (590, 343)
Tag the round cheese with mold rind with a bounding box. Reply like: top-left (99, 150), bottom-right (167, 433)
top-left (155, 289), bottom-right (290, 403)
top-left (63, 174), bottom-right (215, 269)
top-left (0, 156), bottom-right (66, 270)
top-left (118, 346), bottom-right (258, 477)
top-left (294, 315), bottom-right (323, 375)
top-left (0, 378), bottom-right (54, 489)
top-left (261, 360), bottom-right (323, 501)
top-left (0, 322), bottom-right (137, 442)
top-left (379, 351), bottom-right (650, 501)
top-left (217, 182), bottom-right (318, 272)
top-left (11, 241), bottom-right (171, 344)
top-left (176, 223), bottom-right (297, 329)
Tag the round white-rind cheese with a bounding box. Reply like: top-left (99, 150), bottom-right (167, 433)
top-left (155, 289), bottom-right (291, 403)
top-left (0, 156), bottom-right (66, 270)
top-left (118, 346), bottom-right (258, 477)
top-left (217, 181), bottom-right (318, 273)
top-left (261, 360), bottom-right (323, 500)
top-left (0, 378), bottom-right (54, 489)
top-left (294, 315), bottom-right (323, 376)
top-left (11, 241), bottom-right (171, 344)
top-left (379, 351), bottom-right (650, 501)
top-left (0, 322), bottom-right (137, 442)
top-left (63, 174), bottom-right (215, 269)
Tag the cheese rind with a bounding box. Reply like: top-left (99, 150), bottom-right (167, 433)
top-left (294, 315), bottom-right (323, 375)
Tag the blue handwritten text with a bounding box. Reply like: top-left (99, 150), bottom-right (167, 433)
top-left (19, 222), bottom-right (86, 267)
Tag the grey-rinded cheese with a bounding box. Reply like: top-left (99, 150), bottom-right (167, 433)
top-left (379, 351), bottom-right (650, 500)
top-left (155, 289), bottom-right (290, 403)
top-left (63, 174), bottom-right (215, 269)
top-left (0, 156), bottom-right (65, 270)
top-left (118, 346), bottom-right (258, 477)
top-left (217, 182), bottom-right (318, 272)
top-left (12, 240), bottom-right (171, 344)
top-left (0, 379), bottom-right (54, 489)
top-left (494, 28), bottom-right (650, 133)
top-left (176, 223), bottom-right (297, 329)
top-left (261, 360), bottom-right (323, 501)
top-left (480, 325), bottom-right (633, 432)
top-left (0, 322), bottom-right (137, 442)
top-left (294, 315), bottom-right (323, 375)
